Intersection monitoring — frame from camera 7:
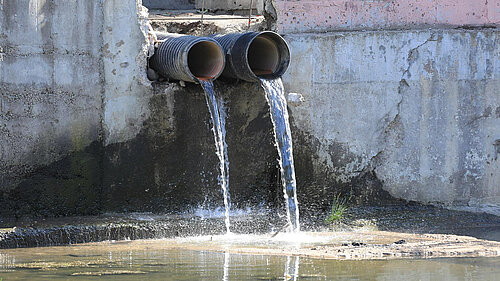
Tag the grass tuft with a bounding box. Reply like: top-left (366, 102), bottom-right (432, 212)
top-left (325, 193), bottom-right (349, 224)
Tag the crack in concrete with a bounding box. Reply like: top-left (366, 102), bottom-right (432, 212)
top-left (390, 33), bottom-right (438, 132)
top-left (402, 33), bottom-right (437, 80)
top-left (357, 150), bottom-right (384, 176)
top-left (362, 33), bottom-right (438, 175)
top-left (466, 113), bottom-right (490, 126)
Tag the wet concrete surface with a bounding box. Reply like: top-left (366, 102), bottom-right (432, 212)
top-left (1, 204), bottom-right (500, 249)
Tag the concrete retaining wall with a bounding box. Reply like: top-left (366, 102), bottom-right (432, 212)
top-left (0, 0), bottom-right (153, 187)
top-left (1, 0), bottom-right (499, 217)
top-left (282, 29), bottom-right (500, 214)
top-left (0, 0), bottom-right (104, 189)
top-left (276, 0), bottom-right (500, 33)
top-left (0, 0), bottom-right (280, 217)
top-left (0, 0), bottom-right (156, 216)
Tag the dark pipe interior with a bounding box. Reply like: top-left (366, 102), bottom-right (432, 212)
top-left (248, 36), bottom-right (279, 76)
top-left (188, 41), bottom-right (225, 80)
top-left (247, 33), bottom-right (289, 79)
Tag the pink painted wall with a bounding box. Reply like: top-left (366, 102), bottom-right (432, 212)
top-left (276, 0), bottom-right (500, 33)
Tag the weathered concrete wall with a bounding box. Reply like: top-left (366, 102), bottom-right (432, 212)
top-left (0, 0), bottom-right (104, 190)
top-left (282, 29), bottom-right (500, 214)
top-left (102, 1), bottom-right (152, 145)
top-left (276, 0), bottom-right (500, 33)
top-left (0, 0), bottom-right (281, 217)
top-left (0, 0), bottom-right (159, 216)
top-left (100, 82), bottom-right (280, 214)
top-left (2, 0), bottom-right (499, 219)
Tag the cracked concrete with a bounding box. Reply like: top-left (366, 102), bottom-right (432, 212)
top-left (283, 29), bottom-right (500, 215)
top-left (1, 1), bottom-right (499, 219)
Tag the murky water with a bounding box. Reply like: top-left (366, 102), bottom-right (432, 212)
top-left (200, 80), bottom-right (232, 234)
top-left (261, 78), bottom-right (300, 231)
top-left (1, 242), bottom-right (499, 280)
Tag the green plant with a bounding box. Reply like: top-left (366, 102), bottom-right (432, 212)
top-left (325, 193), bottom-right (349, 223)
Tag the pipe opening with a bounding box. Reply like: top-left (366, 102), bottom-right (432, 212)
top-left (188, 41), bottom-right (225, 80)
top-left (247, 33), bottom-right (290, 79)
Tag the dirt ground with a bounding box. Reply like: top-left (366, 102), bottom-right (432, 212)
top-left (3, 230), bottom-right (499, 261)
top-left (155, 230), bottom-right (500, 260)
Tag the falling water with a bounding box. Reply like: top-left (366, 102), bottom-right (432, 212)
top-left (260, 78), bottom-right (300, 231)
top-left (199, 80), bottom-right (231, 234)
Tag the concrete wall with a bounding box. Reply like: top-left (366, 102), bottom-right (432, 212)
top-left (0, 0), bottom-right (157, 216)
top-left (1, 0), bottom-right (499, 218)
top-left (0, 0), bottom-right (153, 185)
top-left (0, 0), bottom-right (280, 217)
top-left (0, 0), bottom-right (104, 189)
top-left (276, 0), bottom-right (500, 33)
top-left (102, 0), bottom-right (152, 145)
top-left (282, 29), bottom-right (500, 214)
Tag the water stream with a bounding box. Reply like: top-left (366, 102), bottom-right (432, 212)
top-left (199, 80), bottom-right (231, 234)
top-left (260, 78), bottom-right (300, 231)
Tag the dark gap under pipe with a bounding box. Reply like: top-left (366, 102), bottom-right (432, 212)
top-left (150, 33), bottom-right (225, 83)
top-left (213, 31), bottom-right (291, 82)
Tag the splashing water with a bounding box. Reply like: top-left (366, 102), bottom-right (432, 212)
top-left (260, 78), bottom-right (300, 231)
top-left (199, 80), bottom-right (231, 234)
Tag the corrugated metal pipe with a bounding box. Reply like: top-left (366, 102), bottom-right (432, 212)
top-left (149, 33), bottom-right (225, 83)
top-left (212, 31), bottom-right (290, 82)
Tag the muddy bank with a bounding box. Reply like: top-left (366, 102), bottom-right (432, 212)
top-left (2, 231), bottom-right (499, 261)
top-left (174, 231), bottom-right (500, 260)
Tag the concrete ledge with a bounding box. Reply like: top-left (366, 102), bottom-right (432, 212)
top-left (142, 0), bottom-right (195, 10)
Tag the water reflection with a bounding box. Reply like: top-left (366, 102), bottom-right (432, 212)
top-left (223, 252), bottom-right (229, 281)
top-left (0, 244), bottom-right (499, 280)
top-left (284, 256), bottom-right (300, 281)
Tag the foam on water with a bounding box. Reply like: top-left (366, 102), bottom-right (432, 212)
top-left (192, 206), bottom-right (258, 219)
top-left (178, 231), bottom-right (334, 248)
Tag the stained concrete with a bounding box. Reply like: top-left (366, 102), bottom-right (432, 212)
top-left (0, 78), bottom-right (282, 217)
top-left (0, 0), bottom-right (104, 191)
top-left (1, 1), bottom-right (499, 219)
top-left (102, 0), bottom-right (152, 145)
top-left (0, 0), bottom-right (155, 216)
top-left (282, 29), bottom-right (500, 215)
top-left (0, 0), bottom-right (282, 219)
top-left (276, 0), bottom-right (500, 33)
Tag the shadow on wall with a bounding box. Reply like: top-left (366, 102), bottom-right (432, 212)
top-left (142, 0), bottom-right (195, 10)
top-left (291, 125), bottom-right (406, 224)
top-left (0, 82), bottom-right (280, 218)
top-left (0, 78), bottom-right (407, 219)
